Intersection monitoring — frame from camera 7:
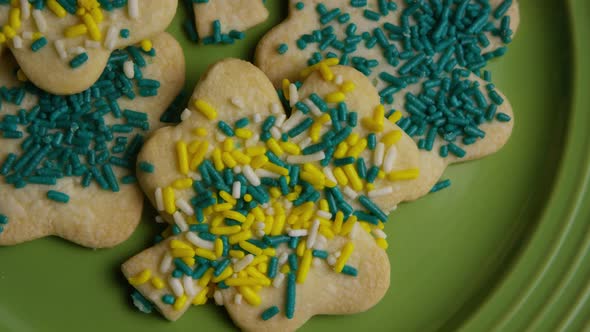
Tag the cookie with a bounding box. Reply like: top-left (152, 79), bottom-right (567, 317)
top-left (256, 0), bottom-right (519, 198)
top-left (0, 33), bottom-right (185, 248)
top-left (122, 58), bottom-right (429, 330)
top-left (0, 0), bottom-right (177, 95)
top-left (192, 0), bottom-right (269, 44)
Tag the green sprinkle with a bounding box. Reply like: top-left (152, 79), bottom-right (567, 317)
top-left (31, 37), bottom-right (48, 52)
top-left (261, 306), bottom-right (280, 321)
top-left (277, 43), bottom-right (289, 54)
top-left (120, 29), bottom-right (130, 38)
top-left (69, 53), bottom-right (89, 69)
top-left (139, 161), bottom-right (155, 173)
top-left (47, 190), bottom-right (70, 203)
top-left (430, 179), bottom-right (452, 193)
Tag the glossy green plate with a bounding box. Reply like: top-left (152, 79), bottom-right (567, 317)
top-left (1, 1), bottom-right (589, 331)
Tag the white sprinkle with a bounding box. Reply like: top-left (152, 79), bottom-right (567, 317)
top-left (155, 216), bottom-right (165, 224)
top-left (343, 186), bottom-right (358, 200)
top-left (188, 171), bottom-right (202, 181)
top-left (232, 166), bottom-right (241, 174)
top-left (316, 235), bottom-right (327, 250)
top-left (232, 181), bottom-right (241, 199)
top-left (383, 145), bottom-right (398, 173)
top-left (283, 200), bottom-right (293, 210)
top-left (128, 0), bottom-right (140, 19)
top-left (254, 222), bottom-right (266, 230)
top-left (298, 137), bottom-right (312, 149)
top-left (368, 186), bottom-right (394, 198)
top-left (176, 198), bottom-right (194, 216)
top-left (234, 294), bottom-right (243, 305)
top-left (169, 277), bottom-right (184, 297)
top-left (104, 26), bottom-right (119, 50)
top-left (122, 60), bottom-right (135, 79)
top-left (215, 132), bottom-right (226, 142)
top-left (32, 10), bottom-right (47, 33)
top-left (255, 168), bottom-right (280, 178)
top-left (183, 276), bottom-right (197, 297)
top-left (327, 256), bottom-right (337, 266)
top-left (286, 151), bottom-right (326, 164)
top-left (288, 229), bottom-right (308, 237)
top-left (234, 254), bottom-right (254, 272)
top-left (154, 188), bottom-right (164, 211)
top-left (334, 74), bottom-right (344, 85)
top-left (271, 103), bottom-right (282, 114)
top-left (281, 111), bottom-right (306, 132)
top-left (253, 113), bottom-right (263, 123)
top-left (84, 40), bottom-right (101, 49)
top-left (307, 219), bottom-right (320, 248)
top-left (245, 134), bottom-right (260, 147)
top-left (273, 272), bottom-right (286, 288)
top-left (316, 210), bottom-right (332, 220)
top-left (265, 207), bottom-right (275, 216)
top-left (213, 290), bottom-right (224, 306)
top-left (350, 223), bottom-right (359, 239)
top-left (324, 167), bottom-right (338, 184)
top-left (231, 97), bottom-right (245, 109)
top-left (313, 258), bottom-right (322, 267)
top-left (289, 84), bottom-right (299, 107)
top-left (22, 31), bottom-right (34, 40)
top-left (270, 126), bottom-right (282, 140)
top-left (186, 232), bottom-right (215, 251)
top-left (303, 98), bottom-right (322, 117)
top-left (255, 230), bottom-right (266, 238)
top-left (173, 212), bottom-right (188, 232)
top-left (278, 252), bottom-right (289, 265)
top-left (20, 0), bottom-right (30, 19)
top-left (334, 251), bottom-right (341, 258)
top-left (373, 228), bottom-right (387, 239)
top-left (374, 142), bottom-right (385, 167)
top-left (12, 36), bottom-right (22, 49)
top-left (54, 39), bottom-right (68, 60)
top-left (160, 253), bottom-right (173, 273)
top-left (181, 108), bottom-right (192, 121)
top-left (275, 114), bottom-right (287, 128)
top-left (243, 165), bottom-right (261, 186)
top-left (68, 46), bottom-right (86, 55)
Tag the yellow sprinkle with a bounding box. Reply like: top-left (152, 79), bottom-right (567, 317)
top-left (319, 62), bottom-right (334, 81)
top-left (193, 127), bottom-right (208, 137)
top-left (190, 140), bottom-right (209, 171)
top-left (212, 266), bottom-right (233, 283)
top-left (194, 99), bottom-right (218, 120)
top-left (172, 178), bottom-right (192, 190)
top-left (211, 215), bottom-right (224, 228)
top-left (366, 183), bottom-right (376, 191)
top-left (266, 138), bottom-right (284, 156)
top-left (251, 255), bottom-right (269, 266)
top-left (376, 238), bottom-right (389, 249)
top-left (334, 142), bottom-right (349, 158)
top-left (214, 238), bottom-right (224, 257)
top-left (262, 163), bottom-right (289, 176)
top-left (388, 168), bottom-right (420, 181)
top-left (9, 8), bottom-right (21, 30)
top-left (229, 230), bottom-right (252, 244)
top-left (47, 0), bottom-right (67, 18)
top-left (198, 268), bottom-right (214, 287)
top-left (172, 248), bottom-right (195, 258)
top-left (319, 225), bottom-right (335, 239)
top-left (360, 222), bottom-right (371, 233)
top-left (280, 141), bottom-right (301, 155)
top-left (182, 257), bottom-right (195, 266)
top-left (334, 242), bottom-right (354, 273)
top-left (269, 187), bottom-right (282, 198)
top-left (3, 26), bottom-right (16, 39)
top-left (343, 164), bottom-right (363, 191)
top-left (377, 221), bottom-right (385, 230)
top-left (300, 171), bottom-right (325, 189)
top-left (271, 214), bottom-right (285, 236)
top-left (389, 110), bottom-right (403, 124)
top-left (151, 277), bottom-right (164, 289)
top-left (361, 117), bottom-right (384, 132)
top-left (340, 216), bottom-right (358, 236)
top-left (223, 210), bottom-right (245, 223)
top-left (245, 146), bottom-right (266, 157)
top-left (319, 199), bottom-right (329, 211)
top-left (297, 249), bottom-right (313, 283)
top-left (192, 287), bottom-right (209, 305)
top-left (195, 248), bottom-right (216, 261)
top-left (225, 278), bottom-right (270, 287)
top-left (296, 240), bottom-right (306, 257)
top-left (243, 214), bottom-right (255, 229)
top-left (32, 32), bottom-right (43, 40)
top-left (373, 104), bottom-right (385, 120)
top-left (64, 24), bottom-right (88, 38)
top-left (211, 225), bottom-right (242, 235)
top-left (176, 141), bottom-right (189, 175)
top-left (128, 269), bottom-right (151, 286)
top-left (221, 151), bottom-right (237, 168)
top-left (332, 211), bottom-right (344, 234)
top-left (282, 78), bottom-right (291, 100)
top-left (231, 150), bottom-right (251, 165)
top-left (251, 155), bottom-right (269, 169)
top-left (170, 239), bottom-right (191, 249)
top-left (213, 203), bottom-right (233, 212)
top-left (244, 194), bottom-right (253, 202)
top-left (246, 266), bottom-right (268, 281)
top-left (161, 227), bottom-right (172, 239)
top-left (258, 262), bottom-right (268, 274)
top-left (229, 250), bottom-right (245, 259)
top-left (0, 33), bottom-right (6, 44)
top-left (239, 286), bottom-right (261, 306)
top-left (235, 128), bottom-right (253, 139)
top-left (212, 148), bottom-right (224, 171)
top-left (382, 130), bottom-right (403, 146)
top-left (173, 295), bottom-right (187, 311)
top-left (325, 91), bottom-right (346, 103)
top-left (280, 264), bottom-right (291, 274)
top-left (378, 170), bottom-right (386, 179)
top-left (347, 133), bottom-right (359, 146)
top-left (239, 241), bottom-right (263, 256)
top-left (76, 7), bottom-right (86, 15)
top-left (263, 247), bottom-right (276, 257)
top-left (223, 138), bottom-right (234, 152)
top-left (90, 7), bottom-right (103, 23)
top-left (341, 81), bottom-right (356, 93)
top-left (16, 69), bottom-right (27, 82)
top-left (82, 13), bottom-right (101, 41)
top-left (162, 186), bottom-right (176, 214)
top-left (140, 39), bottom-right (153, 52)
top-left (333, 167), bottom-right (348, 186)
top-left (348, 139), bottom-right (367, 158)
top-left (188, 140), bottom-right (201, 154)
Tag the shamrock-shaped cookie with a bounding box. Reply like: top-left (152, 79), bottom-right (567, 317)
top-left (121, 58), bottom-right (434, 331)
top-left (0, 33), bottom-right (185, 248)
top-left (256, 0), bottom-right (519, 197)
top-left (0, 0), bottom-right (177, 95)
top-left (191, 0), bottom-right (269, 44)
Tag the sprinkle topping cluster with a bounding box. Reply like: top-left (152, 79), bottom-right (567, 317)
top-left (128, 60), bottom-right (419, 320)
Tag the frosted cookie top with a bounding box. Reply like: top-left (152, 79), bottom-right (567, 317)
top-left (0, 0), bottom-right (177, 94)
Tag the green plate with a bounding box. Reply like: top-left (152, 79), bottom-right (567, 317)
top-left (1, 1), bottom-right (589, 331)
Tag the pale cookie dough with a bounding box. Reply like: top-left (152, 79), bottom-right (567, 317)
top-left (0, 33), bottom-right (185, 248)
top-left (193, 0), bottom-right (269, 39)
top-left (122, 58), bottom-right (425, 330)
top-left (256, 0), bottom-right (519, 198)
top-left (0, 0), bottom-right (177, 95)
